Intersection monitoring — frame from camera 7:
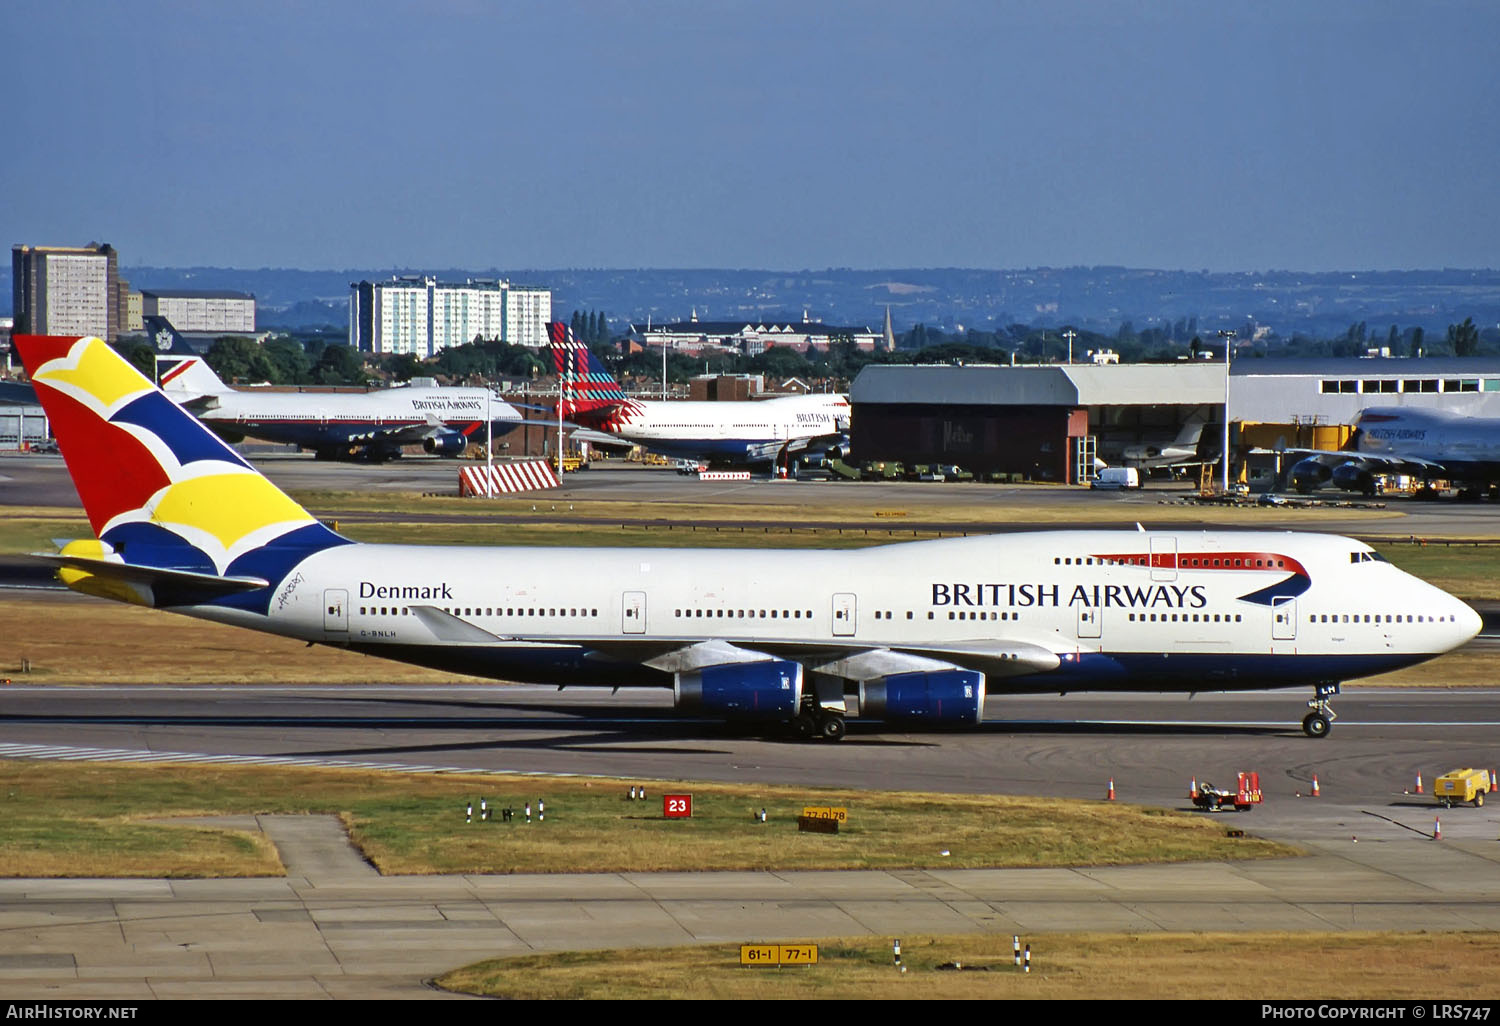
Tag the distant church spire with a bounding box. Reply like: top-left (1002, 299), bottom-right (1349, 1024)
top-left (882, 306), bottom-right (896, 352)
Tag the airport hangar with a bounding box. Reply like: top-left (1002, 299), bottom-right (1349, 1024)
top-left (848, 357), bottom-right (1500, 485)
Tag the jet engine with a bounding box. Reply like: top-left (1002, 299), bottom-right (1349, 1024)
top-left (423, 431), bottom-right (469, 457)
top-left (674, 659), bottom-right (803, 718)
top-left (1330, 461), bottom-right (1380, 496)
top-left (1289, 458), bottom-right (1332, 494)
top-left (858, 669), bottom-right (986, 725)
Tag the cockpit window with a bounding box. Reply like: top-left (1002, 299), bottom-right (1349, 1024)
top-left (1349, 551), bottom-right (1389, 564)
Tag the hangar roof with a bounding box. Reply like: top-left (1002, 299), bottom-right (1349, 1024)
top-left (851, 362), bottom-right (1227, 407)
top-left (1232, 357), bottom-right (1500, 377)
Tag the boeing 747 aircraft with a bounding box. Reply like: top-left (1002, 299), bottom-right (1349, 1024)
top-left (1285, 406), bottom-right (1500, 497)
top-left (17, 333), bottom-right (1480, 738)
top-left (551, 324), bottom-right (850, 468)
top-left (148, 317), bottom-right (524, 461)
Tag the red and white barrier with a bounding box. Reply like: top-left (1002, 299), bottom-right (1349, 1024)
top-left (697, 470), bottom-right (751, 481)
top-left (459, 460), bottom-right (560, 496)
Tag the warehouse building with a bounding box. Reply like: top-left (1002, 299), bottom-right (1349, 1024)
top-left (849, 356), bottom-right (1500, 484)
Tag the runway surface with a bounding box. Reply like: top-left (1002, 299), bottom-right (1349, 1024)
top-left (2, 683), bottom-right (1497, 840)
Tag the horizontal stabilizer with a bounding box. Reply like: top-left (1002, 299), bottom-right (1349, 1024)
top-left (32, 552), bottom-right (270, 593)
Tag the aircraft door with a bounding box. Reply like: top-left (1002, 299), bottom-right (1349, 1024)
top-left (323, 589), bottom-right (348, 633)
top-left (622, 591), bottom-right (647, 634)
top-left (1149, 536), bottom-right (1178, 582)
top-left (1076, 606), bottom-right (1102, 639)
top-left (832, 593), bottom-right (857, 637)
top-left (1272, 596), bottom-right (1297, 640)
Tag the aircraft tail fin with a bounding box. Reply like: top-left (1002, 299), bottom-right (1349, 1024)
top-left (147, 316), bottom-right (230, 396)
top-left (14, 334), bottom-right (348, 609)
top-left (1174, 419), bottom-right (1207, 448)
top-left (549, 322), bottom-right (627, 417)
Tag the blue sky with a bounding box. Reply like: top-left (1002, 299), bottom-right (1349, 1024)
top-left (7, 0), bottom-right (1498, 271)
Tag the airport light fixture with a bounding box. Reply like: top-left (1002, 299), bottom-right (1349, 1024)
top-left (1218, 329), bottom-right (1236, 493)
top-left (1063, 328), bottom-right (1077, 365)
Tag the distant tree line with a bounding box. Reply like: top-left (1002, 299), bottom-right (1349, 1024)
top-left (107, 313), bottom-right (1499, 393)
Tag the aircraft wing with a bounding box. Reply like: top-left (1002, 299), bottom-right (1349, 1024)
top-left (742, 431), bottom-right (849, 465)
top-left (530, 635), bottom-right (1062, 682)
top-left (1254, 446), bottom-right (1446, 471)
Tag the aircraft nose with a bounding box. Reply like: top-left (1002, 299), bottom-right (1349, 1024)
top-left (1455, 599), bottom-right (1484, 643)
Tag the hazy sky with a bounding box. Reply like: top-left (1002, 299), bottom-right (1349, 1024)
top-left (8, 0), bottom-right (1498, 271)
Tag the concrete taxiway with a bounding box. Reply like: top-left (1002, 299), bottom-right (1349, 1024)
top-left (5, 832), bottom-right (1500, 999)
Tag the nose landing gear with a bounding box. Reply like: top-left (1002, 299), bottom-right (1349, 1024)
top-left (1302, 682), bottom-right (1340, 738)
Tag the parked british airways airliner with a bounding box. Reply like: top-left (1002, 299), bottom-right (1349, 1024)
top-left (18, 333), bottom-right (1480, 739)
top-left (1288, 406), bottom-right (1500, 497)
top-left (551, 324), bottom-right (850, 468)
top-left (148, 317), bottom-right (523, 462)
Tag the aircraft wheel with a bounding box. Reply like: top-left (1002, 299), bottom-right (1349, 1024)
top-left (1302, 712), bottom-right (1331, 739)
top-left (819, 715), bottom-right (847, 741)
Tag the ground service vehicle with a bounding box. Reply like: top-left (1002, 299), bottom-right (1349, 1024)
top-left (1192, 772), bottom-right (1262, 812)
top-left (1091, 467), bottom-right (1140, 490)
top-left (1434, 768), bottom-right (1491, 807)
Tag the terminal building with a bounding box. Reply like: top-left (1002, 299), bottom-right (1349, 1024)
top-left (348, 276), bottom-right (552, 356)
top-left (849, 357), bottom-right (1500, 485)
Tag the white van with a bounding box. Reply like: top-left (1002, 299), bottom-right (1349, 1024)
top-left (1090, 467), bottom-right (1140, 490)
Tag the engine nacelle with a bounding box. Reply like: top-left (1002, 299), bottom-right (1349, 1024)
top-left (423, 431), bottom-right (469, 457)
top-left (1330, 460), bottom-right (1380, 496)
top-left (859, 669), bottom-right (986, 725)
top-left (1288, 458), bottom-right (1332, 494)
top-left (675, 659), bottom-right (803, 719)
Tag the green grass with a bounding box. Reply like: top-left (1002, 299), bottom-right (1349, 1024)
top-left (0, 761), bottom-right (1294, 878)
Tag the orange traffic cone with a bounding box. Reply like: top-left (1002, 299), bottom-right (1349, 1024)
top-left (1190, 778), bottom-right (1198, 800)
top-left (1311, 775), bottom-right (1320, 798)
top-left (1106, 778), bottom-right (1116, 801)
top-left (1434, 815), bottom-right (1441, 840)
top-left (1416, 773), bottom-right (1424, 795)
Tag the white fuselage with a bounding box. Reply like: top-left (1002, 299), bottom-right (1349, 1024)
top-left (581, 393), bottom-right (850, 462)
top-left (1354, 407), bottom-right (1500, 472)
top-left (207, 528), bottom-right (1476, 692)
top-left (197, 386), bottom-right (523, 448)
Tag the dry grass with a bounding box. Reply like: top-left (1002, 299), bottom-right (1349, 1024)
top-left (296, 487), bottom-right (1409, 527)
top-left (0, 761), bottom-right (1290, 878)
top-left (436, 931), bottom-right (1500, 1000)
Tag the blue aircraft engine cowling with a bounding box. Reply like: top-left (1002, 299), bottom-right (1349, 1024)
top-left (859, 670), bottom-right (986, 725)
top-left (1289, 458), bottom-right (1332, 494)
top-left (675, 659), bottom-right (803, 719)
top-left (1330, 460), bottom-right (1379, 496)
top-left (423, 431), bottom-right (469, 456)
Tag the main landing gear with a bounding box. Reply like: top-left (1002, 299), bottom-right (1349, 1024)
top-left (789, 706), bottom-right (847, 741)
top-left (1302, 682), bottom-right (1340, 738)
